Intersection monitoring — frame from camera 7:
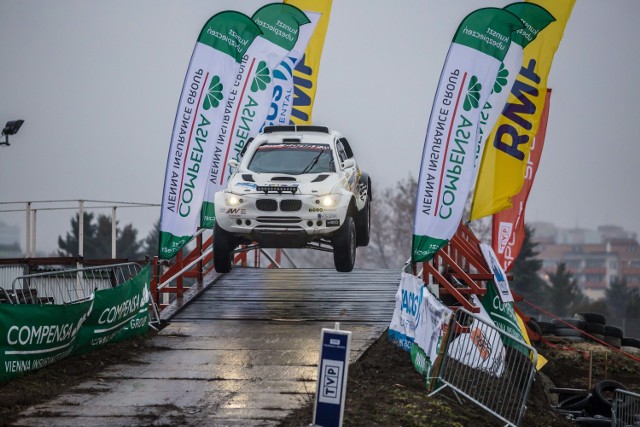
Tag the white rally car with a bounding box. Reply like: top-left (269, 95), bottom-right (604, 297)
top-left (213, 125), bottom-right (371, 273)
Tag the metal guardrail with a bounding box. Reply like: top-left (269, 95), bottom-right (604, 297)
top-left (8, 262), bottom-right (143, 305)
top-left (429, 308), bottom-right (538, 427)
top-left (613, 389), bottom-right (640, 427)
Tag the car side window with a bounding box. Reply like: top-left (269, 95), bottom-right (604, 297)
top-left (339, 138), bottom-right (354, 158)
top-left (336, 141), bottom-right (348, 163)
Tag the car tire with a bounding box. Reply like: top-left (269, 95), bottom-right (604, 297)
top-left (333, 216), bottom-right (356, 272)
top-left (214, 223), bottom-right (234, 273)
top-left (355, 198), bottom-right (370, 247)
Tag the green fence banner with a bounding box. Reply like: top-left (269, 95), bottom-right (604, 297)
top-left (0, 298), bottom-right (94, 382)
top-left (76, 264), bottom-right (151, 353)
top-left (0, 264), bottom-right (152, 382)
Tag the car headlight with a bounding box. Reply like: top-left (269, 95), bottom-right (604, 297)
top-left (318, 194), bottom-right (339, 207)
top-left (226, 194), bottom-right (243, 206)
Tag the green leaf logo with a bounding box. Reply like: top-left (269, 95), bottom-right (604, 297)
top-left (492, 63), bottom-right (509, 94)
top-left (251, 61), bottom-right (271, 92)
top-left (203, 75), bottom-right (223, 110)
top-left (463, 76), bottom-right (482, 111)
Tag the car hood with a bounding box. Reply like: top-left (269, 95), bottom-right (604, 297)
top-left (227, 171), bottom-right (340, 195)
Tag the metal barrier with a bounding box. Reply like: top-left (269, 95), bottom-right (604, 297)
top-left (613, 389), bottom-right (640, 427)
top-left (9, 262), bottom-right (143, 305)
top-left (429, 308), bottom-right (538, 427)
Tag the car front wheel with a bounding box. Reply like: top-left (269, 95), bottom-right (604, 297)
top-left (333, 216), bottom-right (356, 272)
top-left (214, 223), bottom-right (234, 273)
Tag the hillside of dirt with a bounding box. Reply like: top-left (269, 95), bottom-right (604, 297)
top-left (278, 332), bottom-right (640, 427)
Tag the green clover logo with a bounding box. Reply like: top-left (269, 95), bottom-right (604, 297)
top-left (203, 75), bottom-right (223, 110)
top-left (463, 75), bottom-right (482, 111)
top-left (492, 63), bottom-right (509, 94)
top-left (251, 61), bottom-right (271, 92)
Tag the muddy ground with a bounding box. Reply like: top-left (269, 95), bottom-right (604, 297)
top-left (279, 333), bottom-right (640, 426)
top-left (0, 330), bottom-right (639, 426)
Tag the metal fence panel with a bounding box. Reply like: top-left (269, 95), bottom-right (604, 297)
top-left (9, 263), bottom-right (142, 305)
top-left (429, 308), bottom-right (538, 427)
top-left (613, 389), bottom-right (640, 427)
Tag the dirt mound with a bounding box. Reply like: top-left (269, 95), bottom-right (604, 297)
top-left (278, 332), bottom-right (639, 427)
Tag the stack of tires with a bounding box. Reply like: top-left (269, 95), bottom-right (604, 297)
top-left (575, 312), bottom-right (608, 344)
top-left (621, 336), bottom-right (640, 353)
top-left (574, 312), bottom-right (640, 351)
top-left (536, 312), bottom-right (640, 352)
top-left (550, 317), bottom-right (585, 343)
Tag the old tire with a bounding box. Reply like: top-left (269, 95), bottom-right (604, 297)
top-left (555, 327), bottom-right (583, 338)
top-left (604, 336), bottom-right (622, 349)
top-left (605, 325), bottom-right (624, 339)
top-left (549, 387), bottom-right (590, 403)
top-left (553, 318), bottom-right (584, 329)
top-left (355, 198), bottom-right (370, 247)
top-left (213, 223), bottom-right (234, 273)
top-left (622, 337), bottom-right (640, 348)
top-left (583, 322), bottom-right (606, 335)
top-left (333, 216), bottom-right (356, 272)
top-left (538, 321), bottom-right (555, 335)
top-left (590, 380), bottom-right (627, 417)
top-left (557, 393), bottom-right (592, 411)
top-left (576, 312), bottom-right (606, 325)
top-left (527, 319), bottom-right (542, 342)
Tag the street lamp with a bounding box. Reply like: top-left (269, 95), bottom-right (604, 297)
top-left (1, 120), bottom-right (24, 146)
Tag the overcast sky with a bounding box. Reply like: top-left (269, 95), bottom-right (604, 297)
top-left (1, 0), bottom-right (638, 253)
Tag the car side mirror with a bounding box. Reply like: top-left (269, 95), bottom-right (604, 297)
top-left (228, 159), bottom-right (239, 173)
top-left (342, 158), bottom-right (356, 170)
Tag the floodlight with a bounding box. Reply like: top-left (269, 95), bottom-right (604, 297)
top-left (1, 120), bottom-right (24, 146)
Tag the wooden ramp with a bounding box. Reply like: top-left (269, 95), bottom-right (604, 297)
top-left (176, 268), bottom-right (398, 323)
top-left (15, 268), bottom-right (400, 427)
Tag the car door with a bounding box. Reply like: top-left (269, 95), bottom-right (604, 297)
top-left (336, 140), bottom-right (357, 195)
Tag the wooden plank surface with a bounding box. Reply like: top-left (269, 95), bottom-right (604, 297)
top-left (176, 268), bottom-right (400, 322)
top-left (14, 268), bottom-right (401, 427)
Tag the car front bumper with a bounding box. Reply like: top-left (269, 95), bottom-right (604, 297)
top-left (214, 191), bottom-right (349, 247)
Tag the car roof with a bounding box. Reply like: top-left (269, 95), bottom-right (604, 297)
top-left (239, 125), bottom-right (353, 165)
top-left (255, 125), bottom-right (343, 145)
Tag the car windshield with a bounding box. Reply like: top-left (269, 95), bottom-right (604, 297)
top-left (247, 143), bottom-right (335, 174)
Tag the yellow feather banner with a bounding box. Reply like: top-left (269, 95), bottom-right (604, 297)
top-left (470, 0), bottom-right (575, 220)
top-left (284, 0), bottom-right (333, 124)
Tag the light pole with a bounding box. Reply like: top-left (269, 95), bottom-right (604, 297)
top-left (1, 120), bottom-right (24, 146)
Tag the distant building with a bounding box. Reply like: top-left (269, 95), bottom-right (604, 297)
top-left (0, 221), bottom-right (22, 257)
top-left (530, 222), bottom-right (640, 300)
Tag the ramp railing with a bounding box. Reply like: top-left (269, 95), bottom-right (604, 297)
top-left (150, 228), bottom-right (293, 312)
top-left (408, 223), bottom-right (494, 313)
top-left (429, 307), bottom-right (538, 427)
